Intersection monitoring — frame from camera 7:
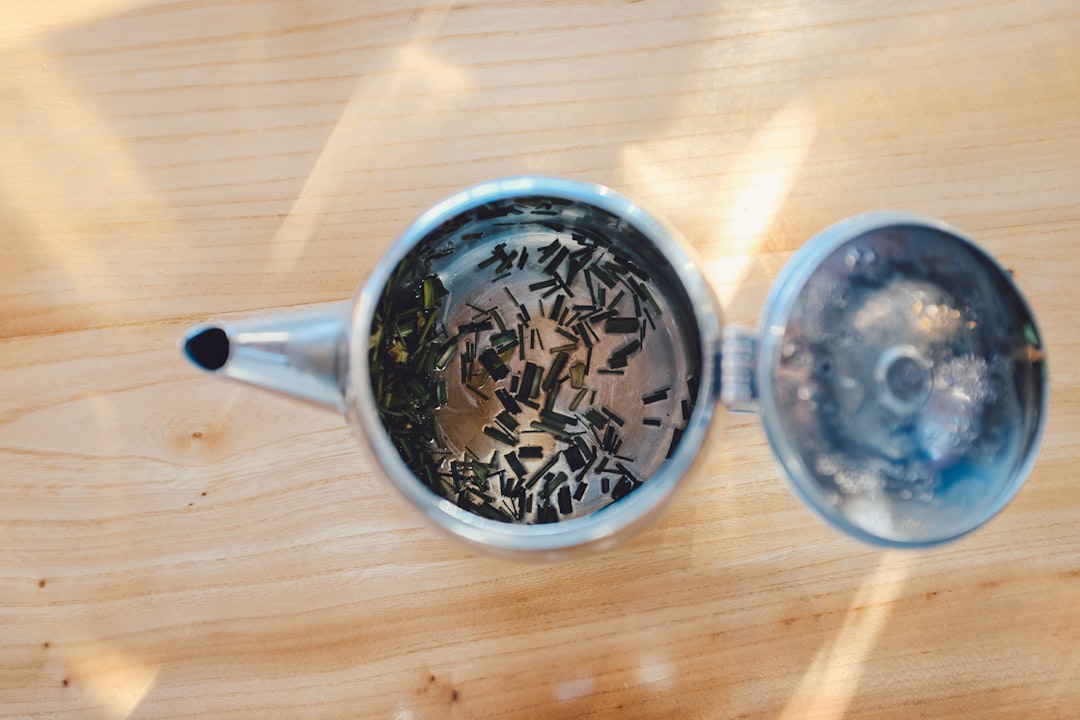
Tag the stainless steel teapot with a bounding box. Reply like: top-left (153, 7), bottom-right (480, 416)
top-left (183, 176), bottom-right (1047, 559)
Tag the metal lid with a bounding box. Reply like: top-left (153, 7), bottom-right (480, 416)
top-left (756, 212), bottom-right (1047, 547)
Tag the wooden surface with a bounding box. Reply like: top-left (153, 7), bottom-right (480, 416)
top-left (2, 1), bottom-right (1078, 717)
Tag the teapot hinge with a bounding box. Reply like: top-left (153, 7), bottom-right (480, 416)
top-left (721, 324), bottom-right (759, 414)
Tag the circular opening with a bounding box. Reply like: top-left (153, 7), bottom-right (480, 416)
top-left (760, 215), bottom-right (1047, 547)
top-left (885, 355), bottom-right (929, 403)
top-left (875, 345), bottom-right (932, 409)
top-left (365, 191), bottom-right (705, 528)
top-left (183, 327), bottom-right (230, 371)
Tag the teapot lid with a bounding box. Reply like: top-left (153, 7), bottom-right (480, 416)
top-left (753, 212), bottom-right (1047, 547)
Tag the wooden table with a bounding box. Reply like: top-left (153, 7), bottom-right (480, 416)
top-left (3, 1), bottom-right (1078, 717)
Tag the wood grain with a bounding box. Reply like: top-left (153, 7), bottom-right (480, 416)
top-left (2, 1), bottom-right (1078, 717)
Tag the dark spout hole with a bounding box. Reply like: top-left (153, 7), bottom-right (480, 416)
top-left (184, 327), bottom-right (230, 371)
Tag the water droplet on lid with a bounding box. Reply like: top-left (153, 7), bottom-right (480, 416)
top-left (816, 455), bottom-right (839, 476)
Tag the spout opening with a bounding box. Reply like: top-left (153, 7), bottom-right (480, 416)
top-left (184, 326), bottom-right (230, 371)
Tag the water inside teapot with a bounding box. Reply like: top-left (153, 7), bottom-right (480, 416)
top-left (369, 196), bottom-right (703, 523)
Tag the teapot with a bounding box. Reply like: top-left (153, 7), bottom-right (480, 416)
top-left (183, 176), bottom-right (1047, 560)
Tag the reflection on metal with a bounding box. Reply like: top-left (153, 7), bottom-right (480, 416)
top-left (757, 213), bottom-right (1047, 547)
top-left (721, 324), bottom-right (758, 413)
top-left (182, 301), bottom-right (351, 412)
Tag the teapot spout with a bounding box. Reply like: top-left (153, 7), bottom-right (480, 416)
top-left (181, 300), bottom-right (352, 413)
